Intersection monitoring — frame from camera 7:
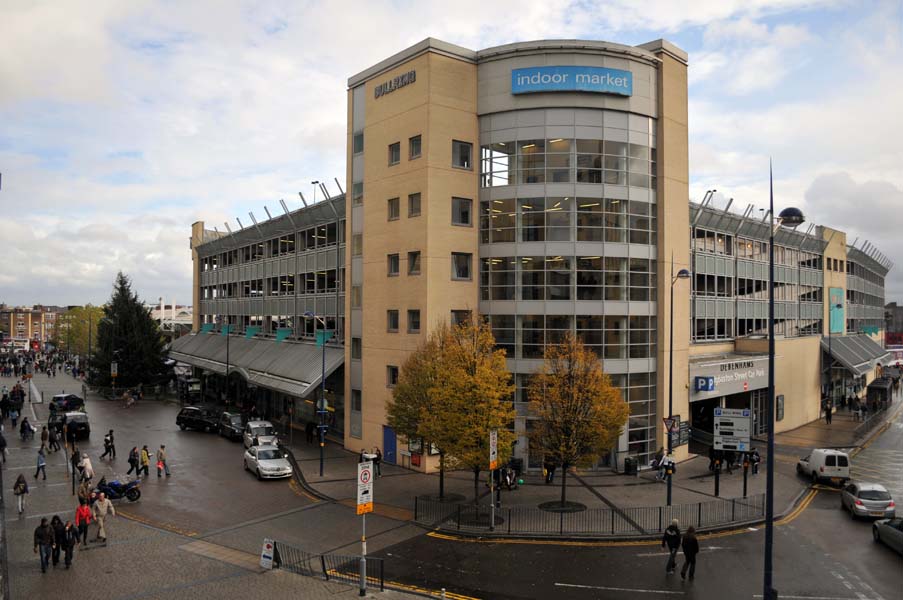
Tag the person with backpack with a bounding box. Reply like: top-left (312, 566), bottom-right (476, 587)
top-left (100, 430), bottom-right (115, 460)
top-left (14, 473), bottom-right (29, 514)
top-left (661, 519), bottom-right (682, 575)
top-left (680, 525), bottom-right (700, 580)
top-left (126, 446), bottom-right (139, 477)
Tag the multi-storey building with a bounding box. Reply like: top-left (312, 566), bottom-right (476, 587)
top-left (0, 305), bottom-right (65, 348)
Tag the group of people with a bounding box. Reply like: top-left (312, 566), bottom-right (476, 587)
top-left (707, 447), bottom-right (760, 475)
top-left (1, 382), bottom-right (26, 425)
top-left (358, 447), bottom-right (383, 477)
top-left (125, 444), bottom-right (170, 477)
top-left (30, 493), bottom-right (116, 573)
top-left (661, 519), bottom-right (700, 580)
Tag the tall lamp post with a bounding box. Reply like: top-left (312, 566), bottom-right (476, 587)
top-left (667, 255), bottom-right (691, 506)
top-left (304, 311), bottom-right (332, 476)
top-left (764, 165), bottom-right (805, 600)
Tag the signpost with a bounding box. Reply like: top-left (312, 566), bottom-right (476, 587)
top-left (111, 361), bottom-right (118, 392)
top-left (259, 538), bottom-right (275, 570)
top-left (713, 408), bottom-right (751, 452)
top-left (489, 429), bottom-right (498, 531)
top-left (357, 461), bottom-right (373, 596)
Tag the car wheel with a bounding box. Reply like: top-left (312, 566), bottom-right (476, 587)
top-left (256, 469), bottom-right (262, 481)
top-left (873, 526), bottom-right (880, 543)
top-left (811, 472), bottom-right (818, 485)
top-left (179, 424), bottom-right (186, 431)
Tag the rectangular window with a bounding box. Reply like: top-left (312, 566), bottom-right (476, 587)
top-left (351, 234), bottom-right (362, 256)
top-left (408, 251), bottom-right (421, 275)
top-left (351, 285), bottom-right (362, 308)
top-left (451, 310), bottom-right (471, 326)
top-left (387, 253), bottom-right (400, 276)
top-left (353, 132), bottom-right (364, 154)
top-left (351, 337), bottom-right (362, 359)
top-left (452, 140), bottom-right (473, 169)
top-left (387, 197), bottom-right (400, 221)
top-left (407, 309), bottom-right (421, 333)
top-left (451, 197), bottom-right (472, 226)
top-left (387, 310), bottom-right (399, 332)
top-left (351, 389), bottom-right (362, 411)
top-left (352, 182), bottom-right (363, 205)
top-left (387, 365), bottom-right (399, 387)
top-left (409, 135), bottom-right (422, 159)
top-left (451, 253), bottom-right (472, 280)
top-left (408, 193), bottom-right (421, 217)
top-left (388, 142), bottom-right (401, 166)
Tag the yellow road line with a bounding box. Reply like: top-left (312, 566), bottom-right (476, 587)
top-left (289, 478), bottom-right (320, 502)
top-left (325, 568), bottom-right (479, 599)
top-left (118, 509), bottom-right (200, 537)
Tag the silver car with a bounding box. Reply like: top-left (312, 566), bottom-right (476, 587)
top-left (242, 420), bottom-right (278, 448)
top-left (873, 518), bottom-right (903, 555)
top-left (243, 445), bottom-right (293, 480)
top-left (840, 482), bottom-right (896, 519)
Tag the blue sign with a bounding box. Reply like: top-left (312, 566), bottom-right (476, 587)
top-left (829, 287), bottom-right (844, 334)
top-left (511, 66), bottom-right (633, 96)
top-left (695, 376), bottom-right (715, 392)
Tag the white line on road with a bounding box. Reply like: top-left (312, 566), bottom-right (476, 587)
top-left (635, 546), bottom-right (731, 557)
top-left (753, 595), bottom-right (880, 600)
top-left (555, 583), bottom-right (684, 595)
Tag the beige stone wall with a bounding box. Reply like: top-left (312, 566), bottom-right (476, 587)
top-left (821, 227), bottom-right (847, 334)
top-left (190, 221), bottom-right (206, 332)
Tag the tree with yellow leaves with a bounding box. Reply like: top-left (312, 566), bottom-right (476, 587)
top-left (529, 331), bottom-right (629, 507)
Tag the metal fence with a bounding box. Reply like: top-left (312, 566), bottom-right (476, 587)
top-left (415, 493), bottom-right (765, 537)
top-left (853, 400), bottom-right (893, 438)
top-left (272, 540), bottom-right (384, 591)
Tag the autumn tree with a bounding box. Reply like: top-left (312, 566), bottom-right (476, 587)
top-left (57, 305), bottom-right (105, 357)
top-left (528, 331), bottom-right (629, 507)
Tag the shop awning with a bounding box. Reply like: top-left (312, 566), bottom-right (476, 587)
top-left (169, 333), bottom-right (344, 398)
top-left (821, 334), bottom-right (891, 377)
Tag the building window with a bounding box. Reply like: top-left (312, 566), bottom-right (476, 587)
top-left (351, 286), bottom-right (362, 308)
top-left (409, 135), bottom-right (422, 159)
top-left (388, 142), bottom-right (401, 166)
top-left (408, 193), bottom-right (421, 217)
top-left (408, 251), bottom-right (421, 275)
top-left (386, 310), bottom-right (400, 332)
top-left (452, 197), bottom-right (472, 226)
top-left (352, 182), bottom-right (363, 206)
top-left (452, 253), bottom-right (472, 280)
top-left (387, 365), bottom-right (399, 387)
top-left (387, 254), bottom-right (400, 276)
top-left (387, 197), bottom-right (400, 221)
top-left (407, 310), bottom-right (421, 333)
top-left (353, 132), bottom-right (364, 154)
top-left (351, 234), bottom-right (363, 256)
top-left (451, 310), bottom-right (471, 326)
top-left (351, 389), bottom-right (362, 411)
top-left (452, 140), bottom-right (473, 169)
top-left (351, 337), bottom-right (362, 359)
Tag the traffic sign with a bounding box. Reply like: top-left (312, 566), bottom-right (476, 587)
top-left (111, 361), bottom-right (118, 377)
top-left (489, 429), bottom-right (498, 470)
top-left (713, 408), bottom-right (751, 451)
top-left (357, 461), bottom-right (374, 514)
top-left (260, 538), bottom-right (275, 569)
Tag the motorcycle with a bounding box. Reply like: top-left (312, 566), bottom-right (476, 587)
top-left (95, 476), bottom-right (141, 502)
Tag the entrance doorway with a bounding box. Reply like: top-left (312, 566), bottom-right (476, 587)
top-left (382, 426), bottom-right (397, 465)
top-left (690, 398), bottom-right (720, 434)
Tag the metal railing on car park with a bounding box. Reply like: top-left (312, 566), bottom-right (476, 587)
top-left (414, 493), bottom-right (766, 537)
top-left (271, 540), bottom-right (385, 591)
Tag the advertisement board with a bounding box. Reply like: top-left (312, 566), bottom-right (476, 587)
top-left (511, 66), bottom-right (633, 96)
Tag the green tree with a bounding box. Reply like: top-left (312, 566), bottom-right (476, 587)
top-left (58, 306), bottom-right (105, 357)
top-left (89, 272), bottom-right (167, 387)
top-left (528, 331), bottom-right (629, 507)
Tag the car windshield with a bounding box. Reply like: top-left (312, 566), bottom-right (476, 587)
top-left (69, 415), bottom-right (88, 423)
top-left (229, 416), bottom-right (242, 425)
top-left (257, 449), bottom-right (281, 460)
top-left (252, 426), bottom-right (274, 436)
top-left (860, 490), bottom-right (891, 501)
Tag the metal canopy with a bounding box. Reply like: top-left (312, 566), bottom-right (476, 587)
top-left (820, 334), bottom-right (891, 377)
top-left (169, 333), bottom-right (344, 398)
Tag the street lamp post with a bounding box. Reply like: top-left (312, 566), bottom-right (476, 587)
top-left (304, 311), bottom-right (330, 477)
top-left (764, 164), bottom-right (805, 600)
top-left (667, 255), bottom-right (691, 506)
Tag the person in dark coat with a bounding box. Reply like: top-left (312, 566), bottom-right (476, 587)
top-left (680, 525), bottom-right (700, 580)
top-left (373, 447), bottom-right (382, 477)
top-left (0, 431), bottom-right (7, 463)
top-left (661, 519), bottom-right (682, 574)
top-left (62, 521), bottom-right (78, 568)
top-left (126, 446), bottom-right (139, 477)
top-left (33, 518), bottom-right (55, 573)
top-left (305, 421), bottom-right (316, 445)
top-left (50, 515), bottom-right (65, 567)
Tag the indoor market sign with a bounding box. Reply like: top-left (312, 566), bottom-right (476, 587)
top-left (374, 70), bottom-right (416, 99)
top-left (511, 66), bottom-right (633, 96)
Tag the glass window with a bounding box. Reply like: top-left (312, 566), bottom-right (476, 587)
top-left (409, 135), bottom-right (422, 159)
top-left (452, 140), bottom-right (473, 169)
top-left (546, 197), bottom-right (572, 241)
top-left (481, 142), bottom-right (515, 187)
top-left (387, 197), bottom-right (400, 221)
top-left (351, 234), bottom-right (362, 256)
top-left (546, 256), bottom-right (571, 300)
top-left (387, 254), bottom-right (399, 276)
top-left (451, 310), bottom-right (471, 326)
top-left (521, 256), bottom-right (544, 300)
top-left (351, 390), bottom-right (362, 412)
top-left (351, 286), bottom-right (362, 308)
top-left (407, 310), bottom-right (421, 333)
top-left (353, 132), bottom-right (364, 154)
top-left (452, 197), bottom-right (472, 226)
top-left (352, 182), bottom-right (363, 205)
top-left (387, 366), bottom-right (399, 387)
top-left (351, 337), bottom-right (362, 359)
top-left (408, 251), bottom-right (421, 275)
top-left (451, 253), bottom-right (472, 280)
top-left (408, 193), bottom-right (421, 217)
top-left (518, 140), bottom-right (545, 184)
top-left (387, 310), bottom-right (399, 332)
top-left (520, 198), bottom-right (544, 242)
top-left (521, 314), bottom-right (545, 358)
top-left (485, 198), bottom-right (515, 243)
top-left (388, 142), bottom-right (400, 165)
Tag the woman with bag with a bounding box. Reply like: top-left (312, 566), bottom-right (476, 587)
top-left (13, 473), bottom-right (29, 514)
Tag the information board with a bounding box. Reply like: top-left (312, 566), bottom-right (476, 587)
top-left (357, 461), bottom-right (373, 515)
top-left (713, 407), bottom-right (751, 452)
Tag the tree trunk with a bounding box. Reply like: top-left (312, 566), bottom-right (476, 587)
top-left (473, 468), bottom-right (480, 505)
top-left (439, 452), bottom-right (445, 500)
top-left (560, 463), bottom-right (568, 506)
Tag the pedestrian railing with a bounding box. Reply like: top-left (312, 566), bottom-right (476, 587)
top-left (414, 493), bottom-right (765, 538)
top-left (271, 540), bottom-right (385, 591)
top-left (853, 401), bottom-right (892, 439)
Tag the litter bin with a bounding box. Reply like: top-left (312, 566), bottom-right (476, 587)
top-left (624, 456), bottom-right (638, 476)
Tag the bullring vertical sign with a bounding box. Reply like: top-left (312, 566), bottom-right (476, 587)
top-left (511, 66), bottom-right (633, 96)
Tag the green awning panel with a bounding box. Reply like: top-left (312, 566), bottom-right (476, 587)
top-left (821, 334), bottom-right (891, 377)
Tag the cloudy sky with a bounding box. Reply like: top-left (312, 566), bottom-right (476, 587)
top-left (1, 0), bottom-right (901, 307)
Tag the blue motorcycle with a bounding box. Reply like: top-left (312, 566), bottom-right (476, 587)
top-left (95, 476), bottom-right (141, 502)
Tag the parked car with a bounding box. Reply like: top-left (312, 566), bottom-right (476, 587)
top-left (841, 482), bottom-right (896, 519)
top-left (873, 518), bottom-right (903, 554)
top-left (796, 449), bottom-right (851, 485)
top-left (219, 411), bottom-right (244, 441)
top-left (243, 420), bottom-right (278, 448)
top-left (176, 406), bottom-right (219, 432)
top-left (48, 411), bottom-right (90, 439)
top-left (50, 393), bottom-right (84, 412)
top-left (243, 444), bottom-right (293, 480)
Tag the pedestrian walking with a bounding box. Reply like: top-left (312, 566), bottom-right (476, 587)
top-left (373, 447), bottom-right (382, 477)
top-left (750, 448), bottom-right (761, 475)
top-left (543, 459), bottom-right (556, 484)
top-left (680, 525), bottom-right (699, 580)
top-left (0, 430), bottom-right (7, 463)
top-left (33, 517), bottom-right (55, 573)
top-left (51, 515), bottom-right (65, 567)
top-left (69, 446), bottom-right (81, 481)
top-left (78, 454), bottom-right (94, 484)
top-left (34, 448), bottom-right (47, 480)
top-left (724, 450), bottom-right (734, 475)
top-left (92, 492), bottom-right (116, 542)
top-left (661, 519), bottom-right (681, 574)
top-left (14, 473), bottom-right (29, 514)
top-left (156, 444), bottom-right (170, 477)
top-left (40, 425), bottom-right (49, 450)
top-left (48, 426), bottom-right (60, 452)
top-left (305, 421), bottom-right (315, 445)
top-left (139, 445), bottom-right (151, 477)
top-left (126, 446), bottom-right (139, 477)
top-left (75, 499), bottom-right (92, 544)
top-left (10, 408), bottom-right (18, 428)
top-left (359, 448), bottom-right (367, 463)
top-left (825, 399), bottom-right (833, 425)
top-left (62, 521), bottom-right (78, 568)
top-left (100, 430), bottom-right (115, 460)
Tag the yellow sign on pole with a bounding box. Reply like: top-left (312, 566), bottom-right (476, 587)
top-left (357, 461), bottom-right (374, 514)
top-left (357, 502), bottom-right (373, 515)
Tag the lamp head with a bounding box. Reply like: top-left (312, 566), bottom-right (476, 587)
top-left (676, 269), bottom-right (691, 279)
top-left (777, 207), bottom-right (805, 227)
top-left (302, 311), bottom-right (315, 319)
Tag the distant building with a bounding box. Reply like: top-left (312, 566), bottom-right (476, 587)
top-left (0, 305), bottom-right (67, 347)
top-left (885, 302), bottom-right (903, 345)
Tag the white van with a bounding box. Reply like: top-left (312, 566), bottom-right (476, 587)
top-left (796, 449), bottom-right (851, 485)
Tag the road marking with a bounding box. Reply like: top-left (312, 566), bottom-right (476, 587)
top-left (555, 582), bottom-right (684, 595)
top-left (288, 478), bottom-right (320, 502)
top-left (753, 596), bottom-right (880, 600)
top-left (635, 545), bottom-right (730, 557)
top-left (118, 509), bottom-right (199, 537)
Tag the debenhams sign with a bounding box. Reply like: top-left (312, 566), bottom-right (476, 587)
top-left (374, 70), bottom-right (416, 99)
